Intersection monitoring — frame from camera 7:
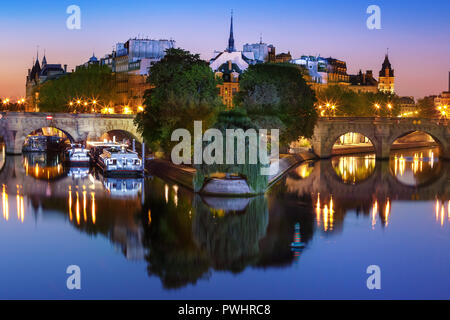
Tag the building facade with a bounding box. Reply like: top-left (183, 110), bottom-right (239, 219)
top-left (378, 54), bottom-right (395, 94)
top-left (398, 96), bottom-right (418, 117)
top-left (291, 55), bottom-right (350, 90)
top-left (348, 70), bottom-right (378, 93)
top-left (100, 38), bottom-right (175, 111)
top-left (242, 40), bottom-right (275, 63)
top-left (25, 54), bottom-right (67, 111)
top-left (434, 73), bottom-right (450, 118)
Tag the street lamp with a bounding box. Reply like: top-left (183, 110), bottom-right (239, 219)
top-left (387, 103), bottom-right (393, 117)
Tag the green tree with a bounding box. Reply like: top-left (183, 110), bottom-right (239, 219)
top-left (235, 63), bottom-right (317, 147)
top-left (38, 64), bottom-right (118, 112)
top-left (417, 96), bottom-right (438, 118)
top-left (315, 85), bottom-right (401, 117)
top-left (134, 48), bottom-right (224, 155)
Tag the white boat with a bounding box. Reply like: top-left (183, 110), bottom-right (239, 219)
top-left (66, 144), bottom-right (90, 165)
top-left (97, 146), bottom-right (143, 176)
top-left (67, 167), bottom-right (89, 178)
top-left (102, 177), bottom-right (143, 197)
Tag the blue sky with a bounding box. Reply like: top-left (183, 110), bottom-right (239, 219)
top-left (0, 0), bottom-right (449, 98)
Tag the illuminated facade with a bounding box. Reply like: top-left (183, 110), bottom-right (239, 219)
top-left (378, 54), bottom-right (395, 94)
top-left (398, 96), bottom-right (418, 117)
top-left (434, 72), bottom-right (450, 118)
top-left (291, 56), bottom-right (350, 89)
top-left (100, 38), bottom-right (175, 111)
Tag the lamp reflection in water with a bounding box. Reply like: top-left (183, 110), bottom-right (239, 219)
top-left (332, 155), bottom-right (376, 184)
top-left (2, 184), bottom-right (8, 221)
top-left (1, 184), bottom-right (27, 223)
top-left (91, 192), bottom-right (96, 224)
top-left (16, 185), bottom-right (25, 223)
top-left (392, 150), bottom-right (436, 178)
top-left (371, 198), bottom-right (391, 228)
top-left (68, 186), bottom-right (97, 225)
top-left (315, 193), bottom-right (334, 232)
top-left (435, 200), bottom-right (450, 227)
top-left (173, 185), bottom-right (179, 207)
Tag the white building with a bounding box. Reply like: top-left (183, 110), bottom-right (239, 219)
top-left (291, 56), bottom-right (328, 84)
top-left (243, 40), bottom-right (275, 63)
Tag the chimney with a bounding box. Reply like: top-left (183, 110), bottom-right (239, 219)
top-left (64, 64), bottom-right (67, 73)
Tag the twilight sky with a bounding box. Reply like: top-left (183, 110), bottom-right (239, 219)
top-left (0, 0), bottom-right (449, 99)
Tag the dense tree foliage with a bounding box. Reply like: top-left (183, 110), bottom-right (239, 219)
top-left (315, 85), bottom-right (401, 117)
top-left (235, 63), bottom-right (317, 146)
top-left (417, 96), bottom-right (439, 118)
top-left (194, 109), bottom-right (269, 194)
top-left (134, 48), bottom-right (223, 154)
top-left (38, 64), bottom-right (118, 112)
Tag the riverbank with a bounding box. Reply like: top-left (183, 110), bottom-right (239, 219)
top-left (146, 152), bottom-right (315, 196)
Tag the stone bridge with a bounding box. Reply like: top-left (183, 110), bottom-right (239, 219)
top-left (0, 112), bottom-right (142, 154)
top-left (311, 117), bottom-right (450, 159)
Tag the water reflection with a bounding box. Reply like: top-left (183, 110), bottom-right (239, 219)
top-left (0, 144), bottom-right (448, 296)
top-left (23, 152), bottom-right (67, 180)
top-left (390, 148), bottom-right (441, 186)
top-left (332, 154), bottom-right (376, 184)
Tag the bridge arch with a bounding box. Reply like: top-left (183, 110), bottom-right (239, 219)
top-left (312, 118), bottom-right (450, 160)
top-left (388, 130), bottom-right (444, 154)
top-left (16, 126), bottom-right (76, 153)
top-left (312, 125), bottom-right (382, 159)
top-left (0, 113), bottom-right (143, 154)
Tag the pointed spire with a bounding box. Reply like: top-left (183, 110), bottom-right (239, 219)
top-left (42, 49), bottom-right (47, 66)
top-left (227, 10), bottom-right (235, 52)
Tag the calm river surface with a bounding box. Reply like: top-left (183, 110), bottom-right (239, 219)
top-left (0, 145), bottom-right (448, 299)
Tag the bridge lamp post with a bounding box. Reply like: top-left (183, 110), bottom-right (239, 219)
top-left (387, 103), bottom-right (393, 117)
top-left (374, 104), bottom-right (381, 117)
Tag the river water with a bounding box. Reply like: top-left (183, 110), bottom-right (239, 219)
top-left (0, 145), bottom-right (448, 299)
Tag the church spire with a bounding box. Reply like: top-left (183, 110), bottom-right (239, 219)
top-left (42, 49), bottom-right (47, 67)
top-left (227, 10), bottom-right (235, 52)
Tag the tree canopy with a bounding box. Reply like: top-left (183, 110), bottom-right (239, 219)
top-left (38, 64), bottom-right (118, 112)
top-left (134, 48), bottom-right (224, 154)
top-left (315, 85), bottom-right (402, 117)
top-left (235, 63), bottom-right (318, 146)
top-left (417, 96), bottom-right (439, 118)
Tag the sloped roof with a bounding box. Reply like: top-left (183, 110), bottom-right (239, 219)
top-left (210, 51), bottom-right (251, 73)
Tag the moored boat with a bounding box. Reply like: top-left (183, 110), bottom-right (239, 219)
top-left (65, 144), bottom-right (90, 165)
top-left (96, 145), bottom-right (143, 176)
top-left (23, 135), bottom-right (67, 153)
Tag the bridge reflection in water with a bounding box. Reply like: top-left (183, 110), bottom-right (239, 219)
top-left (0, 145), bottom-right (448, 291)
